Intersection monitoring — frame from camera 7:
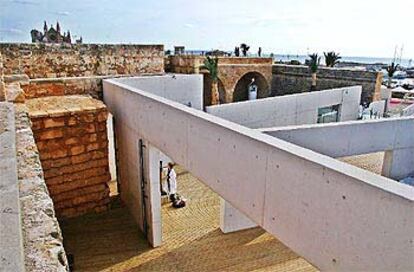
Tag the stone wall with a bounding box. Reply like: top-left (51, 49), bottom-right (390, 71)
top-left (22, 76), bottom-right (104, 100)
top-left (15, 103), bottom-right (68, 271)
top-left (0, 43), bottom-right (164, 79)
top-left (0, 102), bottom-right (25, 271)
top-left (168, 55), bottom-right (273, 105)
top-left (272, 64), bottom-right (382, 103)
top-left (0, 51), bottom-right (5, 101)
top-left (27, 95), bottom-right (111, 218)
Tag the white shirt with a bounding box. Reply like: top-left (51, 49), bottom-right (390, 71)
top-left (163, 168), bottom-right (177, 195)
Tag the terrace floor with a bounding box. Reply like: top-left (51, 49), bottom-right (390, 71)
top-left (60, 167), bottom-right (317, 272)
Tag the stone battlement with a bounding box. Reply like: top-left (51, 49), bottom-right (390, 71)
top-left (0, 43), bottom-right (164, 79)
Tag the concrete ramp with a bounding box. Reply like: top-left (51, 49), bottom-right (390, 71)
top-left (103, 77), bottom-right (414, 271)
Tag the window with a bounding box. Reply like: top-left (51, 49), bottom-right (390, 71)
top-left (317, 104), bottom-right (340, 123)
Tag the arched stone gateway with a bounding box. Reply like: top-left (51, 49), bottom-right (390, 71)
top-left (203, 73), bottom-right (226, 108)
top-left (233, 72), bottom-right (269, 102)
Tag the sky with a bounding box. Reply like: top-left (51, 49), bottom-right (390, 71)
top-left (0, 0), bottom-right (413, 58)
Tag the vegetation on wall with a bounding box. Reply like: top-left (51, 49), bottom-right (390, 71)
top-left (324, 51), bottom-right (341, 67)
top-left (202, 56), bottom-right (220, 105)
top-left (240, 43), bottom-right (250, 57)
top-left (234, 46), bottom-right (240, 57)
top-left (386, 62), bottom-right (399, 88)
top-left (307, 53), bottom-right (321, 91)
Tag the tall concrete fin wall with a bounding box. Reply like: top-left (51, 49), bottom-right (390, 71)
top-left (113, 74), bottom-right (203, 110)
top-left (103, 79), bottom-right (414, 271)
top-left (206, 86), bottom-right (361, 129)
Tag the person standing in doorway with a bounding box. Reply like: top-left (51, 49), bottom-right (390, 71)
top-left (166, 162), bottom-right (177, 202)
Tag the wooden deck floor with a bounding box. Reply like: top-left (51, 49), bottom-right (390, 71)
top-left (60, 169), bottom-right (317, 272)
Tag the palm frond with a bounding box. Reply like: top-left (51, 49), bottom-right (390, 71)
top-left (386, 62), bottom-right (399, 78)
top-left (324, 51), bottom-right (341, 67)
top-left (307, 53), bottom-right (321, 73)
top-left (201, 56), bottom-right (219, 82)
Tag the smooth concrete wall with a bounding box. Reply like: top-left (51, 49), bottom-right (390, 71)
top-left (402, 103), bottom-right (414, 116)
top-left (260, 117), bottom-right (414, 180)
top-left (105, 75), bottom-right (202, 246)
top-left (104, 79), bottom-right (414, 271)
top-left (114, 74), bottom-right (203, 110)
top-left (206, 86), bottom-right (361, 129)
top-left (220, 198), bottom-right (257, 233)
top-left (368, 100), bottom-right (385, 117)
top-left (261, 117), bottom-right (414, 158)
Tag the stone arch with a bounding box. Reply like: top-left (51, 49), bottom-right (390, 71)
top-left (232, 72), bottom-right (270, 102)
top-left (203, 73), bottom-right (226, 108)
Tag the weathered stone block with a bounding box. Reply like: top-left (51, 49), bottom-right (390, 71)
top-left (25, 95), bottom-right (110, 218)
top-left (43, 117), bottom-right (65, 128)
top-left (5, 83), bottom-right (25, 103)
top-left (38, 129), bottom-right (63, 140)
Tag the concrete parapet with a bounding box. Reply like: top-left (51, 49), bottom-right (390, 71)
top-left (0, 102), bottom-right (25, 272)
top-left (207, 86), bottom-right (361, 129)
top-left (261, 117), bottom-right (414, 181)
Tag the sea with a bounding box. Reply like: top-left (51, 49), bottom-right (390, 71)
top-left (183, 50), bottom-right (413, 68)
top-left (272, 54), bottom-right (413, 68)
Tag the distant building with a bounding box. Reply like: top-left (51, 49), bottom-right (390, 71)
top-left (31, 21), bottom-right (81, 44)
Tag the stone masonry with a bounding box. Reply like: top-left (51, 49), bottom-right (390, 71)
top-left (0, 43), bottom-right (164, 79)
top-left (272, 64), bottom-right (383, 103)
top-left (26, 95), bottom-right (111, 218)
top-left (15, 103), bottom-right (68, 271)
top-left (22, 76), bottom-right (104, 100)
top-left (0, 51), bottom-right (5, 101)
top-left (168, 55), bottom-right (273, 105)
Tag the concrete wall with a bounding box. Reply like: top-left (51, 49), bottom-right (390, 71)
top-left (103, 79), bottom-right (414, 271)
top-left (0, 43), bottom-right (164, 79)
top-left (220, 199), bottom-right (257, 233)
top-left (261, 117), bottom-right (414, 157)
top-left (114, 74), bottom-right (203, 110)
top-left (368, 100), bottom-right (385, 117)
top-left (272, 64), bottom-right (382, 103)
top-left (103, 74), bottom-right (202, 246)
top-left (260, 117), bottom-right (414, 180)
top-left (402, 103), bottom-right (414, 116)
top-left (206, 86), bottom-right (361, 129)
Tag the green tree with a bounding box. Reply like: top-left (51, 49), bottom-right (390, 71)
top-left (201, 56), bottom-right (220, 105)
top-left (234, 46), bottom-right (240, 57)
top-left (307, 53), bottom-right (321, 91)
top-left (240, 43), bottom-right (250, 57)
top-left (324, 51), bottom-right (341, 67)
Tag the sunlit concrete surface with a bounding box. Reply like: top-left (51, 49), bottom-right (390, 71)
top-left (104, 77), bottom-right (414, 271)
top-left (61, 167), bottom-right (316, 272)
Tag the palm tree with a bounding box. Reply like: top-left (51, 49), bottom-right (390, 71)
top-left (324, 51), bottom-right (341, 67)
top-left (240, 43), bottom-right (250, 57)
top-left (202, 56), bottom-right (220, 105)
top-left (307, 53), bottom-right (321, 91)
top-left (234, 46), bottom-right (240, 57)
top-left (386, 62), bottom-right (399, 88)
